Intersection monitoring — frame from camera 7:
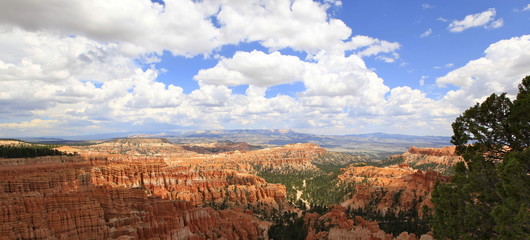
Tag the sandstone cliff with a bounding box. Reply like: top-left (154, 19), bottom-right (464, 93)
top-left (305, 205), bottom-right (434, 240)
top-left (0, 138), bottom-right (291, 240)
top-left (1, 138), bottom-right (446, 239)
top-left (384, 146), bottom-right (462, 175)
top-left (339, 164), bottom-right (447, 216)
top-left (182, 141), bottom-right (259, 154)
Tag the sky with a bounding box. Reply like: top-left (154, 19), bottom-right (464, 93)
top-left (0, 0), bottom-right (529, 138)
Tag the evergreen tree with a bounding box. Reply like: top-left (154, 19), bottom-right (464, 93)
top-left (432, 76), bottom-right (530, 239)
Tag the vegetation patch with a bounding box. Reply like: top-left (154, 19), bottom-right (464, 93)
top-left (0, 144), bottom-right (69, 158)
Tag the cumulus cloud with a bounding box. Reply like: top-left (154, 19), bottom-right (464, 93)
top-left (437, 35), bottom-right (530, 109)
top-left (334, 35), bottom-right (401, 62)
top-left (216, 0), bottom-right (352, 54)
top-left (1, 0), bottom-right (401, 137)
top-left (0, 0), bottom-right (383, 59)
top-left (302, 54), bottom-right (389, 102)
top-left (0, 119), bottom-right (59, 129)
top-left (0, 0), bottom-right (221, 57)
top-left (194, 50), bottom-right (305, 87)
top-left (448, 8), bottom-right (503, 32)
top-left (1, 0), bottom-right (525, 137)
top-left (488, 19), bottom-right (504, 29)
top-left (195, 50), bottom-right (391, 105)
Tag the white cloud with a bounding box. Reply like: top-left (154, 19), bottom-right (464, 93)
top-left (341, 35), bottom-right (400, 62)
top-left (0, 0), bottom-right (221, 57)
top-left (2, 1), bottom-right (525, 137)
top-left (0, 0), bottom-right (412, 137)
top-left (437, 17), bottom-right (448, 22)
top-left (194, 50), bottom-right (305, 87)
top-left (0, 119), bottom-right (59, 129)
top-left (0, 0), bottom-right (369, 59)
top-left (488, 18), bottom-right (504, 29)
top-left (523, 4), bottom-right (530, 11)
top-left (420, 28), bottom-right (432, 38)
top-left (195, 49), bottom-right (391, 105)
top-left (385, 86), bottom-right (435, 115)
top-left (448, 8), bottom-right (502, 32)
top-left (422, 4), bottom-right (434, 9)
top-left (303, 53), bottom-right (389, 100)
top-left (216, 0), bottom-right (352, 54)
top-left (437, 35), bottom-right (530, 109)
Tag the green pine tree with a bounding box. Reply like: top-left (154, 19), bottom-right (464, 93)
top-left (432, 76), bottom-right (530, 239)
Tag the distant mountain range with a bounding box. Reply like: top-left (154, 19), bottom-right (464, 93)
top-left (19, 129), bottom-right (451, 158)
top-left (167, 130), bottom-right (451, 156)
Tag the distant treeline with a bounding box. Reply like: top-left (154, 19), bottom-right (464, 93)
top-left (0, 145), bottom-right (68, 158)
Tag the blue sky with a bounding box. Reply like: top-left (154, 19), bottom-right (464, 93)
top-left (0, 0), bottom-right (529, 137)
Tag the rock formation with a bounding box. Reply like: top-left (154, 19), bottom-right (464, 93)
top-left (0, 138), bottom-right (299, 239)
top-left (385, 146), bottom-right (462, 175)
top-left (339, 164), bottom-right (447, 217)
top-left (305, 205), bottom-right (434, 240)
top-left (182, 141), bottom-right (259, 154)
top-left (0, 138), bottom-right (451, 239)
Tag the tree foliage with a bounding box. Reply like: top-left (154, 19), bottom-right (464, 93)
top-left (432, 76), bottom-right (530, 239)
top-left (0, 144), bottom-right (68, 158)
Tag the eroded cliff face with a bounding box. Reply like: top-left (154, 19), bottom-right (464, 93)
top-left (339, 164), bottom-right (448, 219)
top-left (386, 146), bottom-right (462, 175)
top-left (73, 138), bottom-right (197, 157)
top-left (0, 157), bottom-right (275, 240)
top-left (89, 163), bottom-right (286, 211)
top-left (1, 138), bottom-right (451, 239)
top-left (1, 138), bottom-right (309, 240)
top-left (305, 206), bottom-right (434, 240)
top-left (182, 142), bottom-right (258, 154)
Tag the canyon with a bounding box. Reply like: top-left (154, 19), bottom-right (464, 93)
top-left (0, 138), bottom-right (458, 239)
top-left (383, 146), bottom-right (463, 175)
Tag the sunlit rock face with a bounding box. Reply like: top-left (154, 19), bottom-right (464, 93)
top-left (386, 146), bottom-right (463, 175)
top-left (0, 138), bottom-right (451, 239)
top-left (0, 138), bottom-right (305, 240)
top-left (305, 205), bottom-right (435, 240)
top-left (339, 164), bottom-right (448, 218)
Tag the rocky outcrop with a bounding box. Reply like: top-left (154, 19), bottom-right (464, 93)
top-left (242, 143), bottom-right (326, 173)
top-left (77, 138), bottom-right (197, 157)
top-left (339, 164), bottom-right (448, 220)
top-left (305, 205), bottom-right (433, 240)
top-left (0, 145), bottom-right (283, 239)
top-left (310, 151), bottom-right (371, 166)
top-left (0, 155), bottom-right (85, 166)
top-left (77, 140), bottom-right (327, 174)
top-left (385, 146), bottom-right (463, 175)
top-left (0, 140), bottom-right (29, 146)
top-left (1, 138), bottom-right (453, 239)
top-left (89, 163), bottom-right (286, 211)
top-left (182, 141), bottom-right (259, 154)
top-left (0, 185), bottom-right (271, 240)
